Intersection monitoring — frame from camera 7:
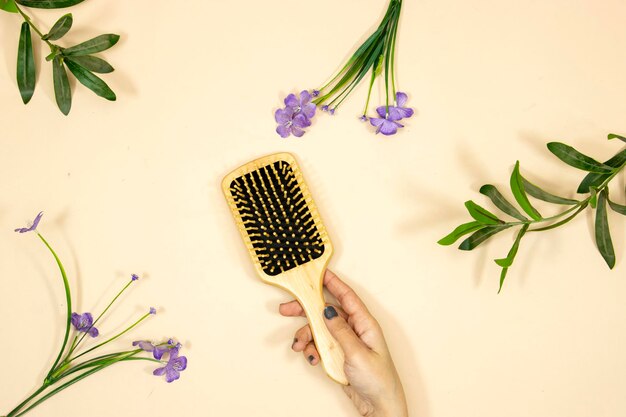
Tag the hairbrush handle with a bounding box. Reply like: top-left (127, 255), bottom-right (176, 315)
top-left (282, 263), bottom-right (348, 385)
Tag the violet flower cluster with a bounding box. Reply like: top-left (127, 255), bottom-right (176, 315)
top-left (4, 212), bottom-right (187, 417)
top-left (275, 90), bottom-right (317, 138)
top-left (274, 0), bottom-right (413, 137)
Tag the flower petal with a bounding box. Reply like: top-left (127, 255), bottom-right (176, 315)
top-left (153, 346), bottom-right (168, 360)
top-left (276, 125), bottom-right (291, 138)
top-left (291, 126), bottom-right (305, 137)
top-left (133, 341), bottom-right (155, 352)
top-left (379, 120), bottom-right (402, 135)
top-left (396, 107), bottom-right (414, 119)
top-left (395, 92), bottom-right (408, 107)
top-left (153, 366), bottom-right (166, 376)
top-left (88, 327), bottom-right (99, 338)
top-left (301, 103), bottom-right (316, 119)
top-left (172, 356), bottom-right (188, 371)
top-left (292, 114), bottom-right (309, 128)
top-left (375, 106), bottom-right (388, 118)
top-left (71, 313), bottom-right (81, 329)
top-left (83, 313), bottom-right (94, 326)
top-left (165, 367), bottom-right (180, 383)
top-left (299, 90), bottom-right (312, 105)
top-left (284, 94), bottom-right (299, 108)
top-left (369, 117), bottom-right (385, 127)
top-left (274, 108), bottom-right (292, 124)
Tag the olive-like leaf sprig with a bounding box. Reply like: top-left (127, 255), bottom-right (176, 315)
top-left (439, 134), bottom-right (626, 293)
top-left (2, 0), bottom-right (119, 115)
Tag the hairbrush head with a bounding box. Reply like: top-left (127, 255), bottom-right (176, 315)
top-left (222, 153), bottom-right (332, 280)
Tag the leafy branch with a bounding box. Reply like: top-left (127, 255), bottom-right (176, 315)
top-left (439, 134), bottom-right (626, 293)
top-left (1, 0), bottom-right (119, 115)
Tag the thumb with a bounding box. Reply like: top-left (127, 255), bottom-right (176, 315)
top-left (323, 306), bottom-right (366, 359)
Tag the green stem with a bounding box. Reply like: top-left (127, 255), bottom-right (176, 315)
top-left (6, 385), bottom-right (48, 417)
top-left (37, 233), bottom-right (73, 383)
top-left (69, 312), bottom-right (152, 362)
top-left (14, 3), bottom-right (54, 50)
top-left (362, 63), bottom-right (378, 116)
top-left (68, 279), bottom-right (135, 357)
top-left (389, 3), bottom-right (400, 97)
top-left (517, 161), bottom-right (626, 231)
top-left (12, 352), bottom-right (137, 417)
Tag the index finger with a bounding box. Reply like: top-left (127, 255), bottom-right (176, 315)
top-left (323, 270), bottom-right (373, 320)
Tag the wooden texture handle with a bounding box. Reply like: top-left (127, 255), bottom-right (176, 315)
top-left (282, 263), bottom-right (348, 385)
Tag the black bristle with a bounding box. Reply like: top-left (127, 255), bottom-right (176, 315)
top-left (230, 161), bottom-right (324, 276)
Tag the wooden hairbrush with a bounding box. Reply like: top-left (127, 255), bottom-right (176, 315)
top-left (222, 152), bottom-right (348, 385)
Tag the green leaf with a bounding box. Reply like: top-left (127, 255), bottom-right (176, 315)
top-left (63, 34), bottom-right (120, 56)
top-left (15, 0), bottom-right (85, 8)
top-left (464, 200), bottom-right (503, 225)
top-left (0, 0), bottom-right (18, 12)
top-left (521, 177), bottom-right (578, 205)
top-left (17, 22), bottom-right (35, 104)
top-left (577, 150), bottom-right (626, 193)
top-left (547, 142), bottom-right (614, 173)
top-left (608, 199), bottom-right (626, 215)
top-left (66, 55), bottom-right (114, 73)
top-left (510, 161), bottom-right (542, 221)
top-left (43, 13), bottom-right (72, 40)
top-left (52, 57), bottom-right (71, 115)
top-left (595, 190), bottom-right (615, 269)
top-left (438, 221), bottom-right (485, 246)
top-left (65, 59), bottom-right (116, 101)
top-left (459, 224), bottom-right (513, 251)
top-left (608, 133), bottom-right (626, 143)
top-left (495, 224), bottom-right (529, 293)
top-left (479, 184), bottom-right (529, 221)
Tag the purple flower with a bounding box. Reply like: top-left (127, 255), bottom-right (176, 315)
top-left (149, 307), bottom-right (157, 315)
top-left (359, 115), bottom-right (368, 122)
top-left (275, 107), bottom-right (310, 138)
top-left (369, 106), bottom-right (404, 135)
top-left (284, 90), bottom-right (316, 119)
top-left (153, 345), bottom-right (188, 383)
top-left (14, 212), bottom-right (44, 233)
top-left (71, 312), bottom-right (99, 337)
top-left (131, 274), bottom-right (139, 281)
top-left (321, 105), bottom-right (329, 112)
top-left (133, 340), bottom-right (171, 360)
top-left (312, 89), bottom-right (320, 97)
top-left (133, 340), bottom-right (155, 352)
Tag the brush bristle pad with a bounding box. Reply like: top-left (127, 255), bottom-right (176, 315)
top-left (229, 160), bottom-right (325, 276)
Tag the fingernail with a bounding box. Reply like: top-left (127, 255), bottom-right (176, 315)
top-left (292, 338), bottom-right (297, 349)
top-left (324, 306), bottom-right (338, 320)
top-left (307, 355), bottom-right (315, 364)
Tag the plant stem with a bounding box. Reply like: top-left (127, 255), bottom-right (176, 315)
top-left (69, 312), bottom-right (152, 362)
top-left (12, 351), bottom-right (138, 417)
top-left (67, 278), bottom-right (135, 357)
top-left (36, 233), bottom-right (73, 383)
top-left (5, 385), bottom-right (48, 417)
top-left (14, 3), bottom-right (54, 50)
top-left (518, 162), bottom-right (626, 231)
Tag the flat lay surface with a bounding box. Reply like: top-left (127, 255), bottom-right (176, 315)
top-left (1, 0), bottom-right (625, 416)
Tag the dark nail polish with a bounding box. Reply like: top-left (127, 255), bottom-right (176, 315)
top-left (308, 355), bottom-right (315, 364)
top-left (324, 306), bottom-right (338, 320)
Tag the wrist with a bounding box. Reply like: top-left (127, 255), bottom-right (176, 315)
top-left (371, 377), bottom-right (408, 417)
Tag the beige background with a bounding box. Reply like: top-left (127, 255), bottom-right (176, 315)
top-left (1, 0), bottom-right (626, 416)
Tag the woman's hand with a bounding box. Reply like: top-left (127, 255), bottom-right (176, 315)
top-left (279, 270), bottom-right (408, 417)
